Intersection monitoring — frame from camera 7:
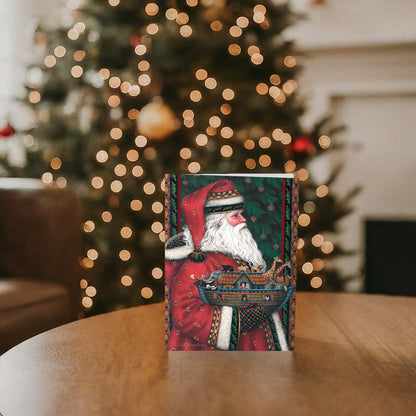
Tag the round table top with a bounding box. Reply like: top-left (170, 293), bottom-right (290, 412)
top-left (0, 292), bottom-right (415, 415)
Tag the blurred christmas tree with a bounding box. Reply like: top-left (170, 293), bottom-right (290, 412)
top-left (0, 0), bottom-right (358, 315)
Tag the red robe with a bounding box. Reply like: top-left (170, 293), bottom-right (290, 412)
top-left (166, 252), bottom-right (287, 351)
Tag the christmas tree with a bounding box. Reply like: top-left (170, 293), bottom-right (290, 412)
top-left (1, 0), bottom-right (358, 315)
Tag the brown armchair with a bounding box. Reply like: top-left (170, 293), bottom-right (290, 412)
top-left (0, 178), bottom-right (82, 354)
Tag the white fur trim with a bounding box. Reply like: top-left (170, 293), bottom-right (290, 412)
top-left (205, 195), bottom-right (244, 208)
top-left (165, 244), bottom-right (194, 260)
top-left (165, 232), bottom-right (194, 260)
top-left (216, 306), bottom-right (233, 350)
top-left (271, 311), bottom-right (289, 351)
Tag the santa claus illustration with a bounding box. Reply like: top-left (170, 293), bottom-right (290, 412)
top-left (165, 179), bottom-right (289, 351)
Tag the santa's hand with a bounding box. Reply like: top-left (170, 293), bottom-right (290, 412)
top-left (239, 304), bottom-right (269, 333)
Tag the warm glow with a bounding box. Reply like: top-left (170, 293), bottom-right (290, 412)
top-left (44, 55), bottom-right (56, 67)
top-left (312, 258), bottom-right (324, 271)
top-left (102, 211), bottom-right (112, 222)
top-left (108, 0), bottom-right (120, 6)
top-left (135, 135), bottom-right (147, 147)
top-left (253, 12), bottom-right (265, 24)
top-left (180, 148), bottom-right (192, 159)
top-left (151, 221), bottom-right (163, 233)
top-left (87, 249), bottom-right (98, 261)
top-left (284, 160), bottom-right (296, 173)
top-left (109, 76), bottom-right (121, 88)
top-left (319, 135), bottom-right (331, 149)
top-left (80, 279), bottom-right (88, 289)
top-left (119, 250), bottom-right (131, 261)
top-left (297, 168), bottom-right (309, 181)
top-left (220, 145), bottom-right (233, 158)
top-left (120, 82), bottom-right (132, 94)
top-left (316, 185), bottom-right (329, 198)
top-left (141, 287), bottom-right (153, 299)
top-left (284, 55), bottom-right (296, 68)
top-left (220, 127), bottom-right (233, 139)
top-left (321, 241), bottom-right (334, 254)
top-left (152, 201), bottom-right (164, 213)
top-left (56, 177), bottom-right (67, 188)
top-left (120, 226), bottom-right (133, 239)
top-left (128, 109), bottom-right (139, 120)
top-left (98, 68), bottom-right (110, 80)
top-left (190, 90), bottom-right (202, 102)
top-left (41, 172), bottom-right (53, 184)
top-left (236, 16), bottom-right (249, 28)
top-left (110, 127), bottom-right (122, 140)
top-left (310, 276), bottom-right (323, 289)
top-left (73, 50), bottom-right (86, 61)
top-left (176, 12), bottom-right (189, 25)
top-left (205, 78), bottom-right (217, 89)
top-left (220, 104), bottom-right (232, 115)
top-left (126, 149), bottom-right (139, 162)
top-left (299, 213), bottom-right (311, 227)
top-left (251, 53), bottom-right (263, 65)
top-left (302, 262), bottom-right (313, 275)
top-left (222, 88), bottom-right (235, 100)
top-left (82, 297), bottom-right (93, 308)
top-left (244, 139), bottom-right (255, 150)
top-left (132, 165), bottom-right (144, 177)
top-left (152, 267), bottom-right (163, 279)
top-left (135, 45), bottom-right (147, 56)
top-left (108, 95), bottom-right (121, 107)
top-left (29, 91), bottom-right (41, 104)
top-left (259, 136), bottom-right (271, 149)
top-left (50, 157), bottom-right (62, 170)
top-left (211, 20), bottom-right (223, 31)
top-left (114, 164), bottom-right (127, 176)
top-left (196, 134), bottom-right (208, 146)
top-left (54, 46), bottom-right (66, 57)
top-left (145, 3), bottom-right (159, 16)
top-left (183, 109), bottom-right (194, 120)
top-left (228, 44), bottom-right (241, 56)
top-left (95, 150), bottom-right (108, 163)
top-left (256, 83), bottom-right (268, 95)
top-left (245, 158), bottom-right (256, 169)
top-left (304, 201), bottom-right (316, 214)
top-left (91, 176), bottom-right (104, 189)
top-left (188, 161), bottom-right (201, 173)
top-left (121, 275), bottom-right (133, 286)
top-left (195, 69), bottom-right (208, 80)
top-left (165, 8), bottom-right (178, 20)
top-left (180, 25), bottom-right (192, 37)
top-left (259, 155), bottom-right (271, 167)
top-left (229, 26), bottom-right (242, 37)
top-left (130, 200), bottom-right (143, 211)
top-left (138, 60), bottom-right (150, 71)
top-left (110, 180), bottom-right (123, 193)
top-left (144, 147), bottom-right (156, 160)
top-left (270, 74), bottom-right (281, 85)
top-left (138, 74), bottom-right (151, 86)
top-left (209, 116), bottom-right (221, 128)
top-left (281, 133), bottom-right (292, 145)
top-left (297, 238), bottom-right (305, 249)
top-left (71, 65), bottom-right (83, 78)
top-left (129, 85), bottom-right (140, 96)
top-left (247, 45), bottom-right (260, 56)
top-left (83, 220), bottom-right (95, 233)
top-left (143, 182), bottom-right (156, 194)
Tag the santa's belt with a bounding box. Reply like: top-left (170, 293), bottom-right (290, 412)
top-left (204, 202), bottom-right (244, 214)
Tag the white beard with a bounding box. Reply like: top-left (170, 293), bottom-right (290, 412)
top-left (182, 212), bottom-right (266, 271)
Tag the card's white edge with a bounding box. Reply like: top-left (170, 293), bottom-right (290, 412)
top-left (194, 173), bottom-right (294, 178)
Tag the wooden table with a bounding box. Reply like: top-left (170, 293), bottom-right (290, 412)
top-left (0, 292), bottom-right (415, 415)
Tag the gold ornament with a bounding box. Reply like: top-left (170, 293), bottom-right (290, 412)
top-left (137, 102), bottom-right (179, 141)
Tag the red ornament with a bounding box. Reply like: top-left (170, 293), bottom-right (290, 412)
top-left (290, 135), bottom-right (315, 155)
top-left (130, 35), bottom-right (141, 47)
top-left (0, 122), bottom-right (15, 139)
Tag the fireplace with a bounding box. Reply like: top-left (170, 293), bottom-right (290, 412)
top-left (365, 219), bottom-right (416, 296)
